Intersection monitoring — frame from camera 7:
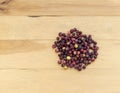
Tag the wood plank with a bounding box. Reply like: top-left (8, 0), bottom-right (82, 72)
top-left (0, 16), bottom-right (120, 40)
top-left (0, 0), bottom-right (120, 15)
top-left (0, 40), bottom-right (119, 69)
top-left (0, 69), bottom-right (120, 93)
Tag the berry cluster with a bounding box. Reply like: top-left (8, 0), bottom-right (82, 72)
top-left (52, 28), bottom-right (99, 71)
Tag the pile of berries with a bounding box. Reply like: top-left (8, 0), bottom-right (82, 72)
top-left (52, 28), bottom-right (99, 71)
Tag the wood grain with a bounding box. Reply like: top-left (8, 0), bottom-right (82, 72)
top-left (0, 16), bottom-right (120, 93)
top-left (0, 0), bottom-right (120, 15)
top-left (0, 16), bottom-right (120, 40)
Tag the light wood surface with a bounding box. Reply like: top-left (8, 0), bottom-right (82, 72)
top-left (0, 0), bottom-right (120, 15)
top-left (0, 0), bottom-right (120, 92)
top-left (0, 16), bottom-right (120, 93)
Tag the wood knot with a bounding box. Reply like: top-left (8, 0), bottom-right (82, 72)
top-left (0, 0), bottom-right (12, 5)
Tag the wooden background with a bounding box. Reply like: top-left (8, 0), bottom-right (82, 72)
top-left (0, 0), bottom-right (120, 93)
